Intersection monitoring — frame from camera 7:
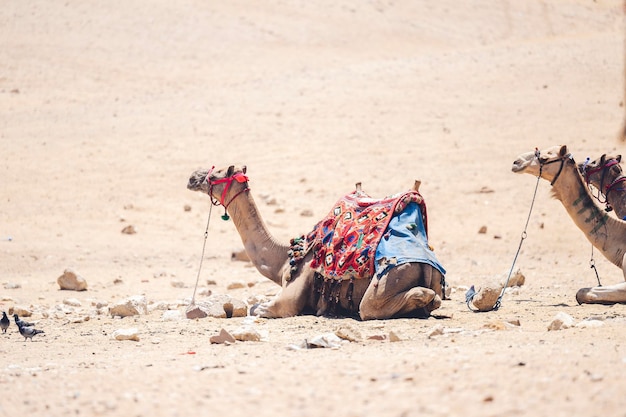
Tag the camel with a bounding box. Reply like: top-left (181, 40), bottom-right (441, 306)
top-left (579, 154), bottom-right (626, 219)
top-left (187, 165), bottom-right (446, 320)
top-left (512, 145), bottom-right (626, 304)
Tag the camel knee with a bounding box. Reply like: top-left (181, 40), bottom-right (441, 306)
top-left (359, 287), bottom-right (436, 320)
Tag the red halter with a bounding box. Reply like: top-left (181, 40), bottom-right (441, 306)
top-left (205, 166), bottom-right (250, 215)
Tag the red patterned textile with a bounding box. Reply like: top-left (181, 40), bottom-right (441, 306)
top-left (306, 190), bottom-right (426, 280)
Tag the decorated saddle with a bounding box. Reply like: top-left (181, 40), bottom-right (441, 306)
top-left (288, 188), bottom-right (446, 283)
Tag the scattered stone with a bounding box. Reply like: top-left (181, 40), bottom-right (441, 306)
top-left (548, 312), bottom-right (576, 331)
top-left (113, 278), bottom-right (123, 285)
top-left (3, 282), bottom-right (21, 289)
top-left (427, 324), bottom-right (444, 338)
top-left (109, 295), bottom-right (148, 318)
top-left (63, 298), bottom-right (82, 307)
top-left (186, 295), bottom-right (247, 319)
top-left (162, 310), bottom-right (183, 321)
top-left (470, 282), bottom-right (502, 312)
top-left (10, 306), bottom-right (32, 317)
top-left (483, 320), bottom-right (519, 331)
top-left (388, 330), bottom-right (403, 342)
top-left (183, 204), bottom-right (192, 212)
top-left (226, 281), bottom-right (245, 290)
top-left (335, 324), bottom-right (363, 342)
top-left (121, 225), bottom-right (136, 234)
top-left (230, 325), bottom-right (262, 342)
top-left (300, 209), bottom-right (314, 217)
top-left (231, 249), bottom-right (250, 262)
top-left (210, 328), bottom-right (236, 344)
top-left (112, 328), bottom-right (140, 341)
top-left (57, 268), bottom-right (88, 291)
top-left (367, 334), bottom-right (387, 341)
top-left (575, 319), bottom-right (605, 329)
top-left (478, 225), bottom-right (487, 234)
top-left (506, 270), bottom-right (525, 287)
top-left (170, 280), bottom-right (185, 288)
top-left (206, 279), bottom-right (217, 286)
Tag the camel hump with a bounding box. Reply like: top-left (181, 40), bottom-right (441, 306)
top-left (412, 180), bottom-right (421, 192)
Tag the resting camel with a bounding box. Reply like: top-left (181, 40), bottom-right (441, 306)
top-left (579, 154), bottom-right (626, 219)
top-left (512, 145), bottom-right (626, 304)
top-left (187, 165), bottom-right (446, 320)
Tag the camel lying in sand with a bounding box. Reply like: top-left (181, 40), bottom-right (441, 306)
top-left (579, 153), bottom-right (626, 219)
top-left (512, 145), bottom-right (626, 304)
top-left (187, 165), bottom-right (446, 320)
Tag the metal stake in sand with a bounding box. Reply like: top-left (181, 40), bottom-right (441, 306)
top-left (466, 150), bottom-right (542, 312)
top-left (187, 204), bottom-right (213, 317)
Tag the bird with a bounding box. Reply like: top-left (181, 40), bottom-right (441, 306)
top-left (13, 314), bottom-right (34, 328)
top-left (17, 323), bottom-right (44, 342)
top-left (0, 312), bottom-right (9, 333)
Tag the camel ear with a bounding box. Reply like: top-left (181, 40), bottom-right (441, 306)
top-left (559, 145), bottom-right (568, 157)
top-left (242, 165), bottom-right (247, 174)
top-left (226, 165), bottom-right (235, 177)
top-left (618, 155), bottom-right (622, 163)
top-left (600, 154), bottom-right (607, 165)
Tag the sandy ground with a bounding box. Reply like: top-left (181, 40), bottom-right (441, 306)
top-left (2, 1), bottom-right (626, 416)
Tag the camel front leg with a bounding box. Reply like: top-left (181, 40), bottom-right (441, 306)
top-left (251, 268), bottom-right (314, 318)
top-left (358, 263), bottom-right (439, 320)
top-left (576, 253), bottom-right (626, 305)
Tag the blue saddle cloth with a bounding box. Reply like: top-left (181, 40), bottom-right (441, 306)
top-left (374, 202), bottom-right (446, 278)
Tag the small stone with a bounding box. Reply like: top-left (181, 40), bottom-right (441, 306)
top-left (183, 204), bottom-right (192, 212)
top-left (388, 330), bottom-right (402, 342)
top-left (300, 209), bottom-right (314, 217)
top-left (3, 282), bottom-right (21, 289)
top-left (170, 280), bottom-right (185, 288)
top-left (112, 328), bottom-right (140, 341)
top-left (10, 306), bottom-right (32, 317)
top-left (226, 281), bottom-right (245, 290)
top-left (505, 270), bottom-right (525, 287)
top-left (548, 312), bottom-right (576, 331)
top-left (186, 295), bottom-right (247, 319)
top-left (121, 225), bottom-right (136, 235)
top-left (63, 298), bottom-right (82, 307)
top-left (210, 328), bottom-right (236, 344)
top-left (109, 295), bottom-right (148, 318)
top-left (478, 225), bottom-right (487, 234)
top-left (307, 333), bottom-right (343, 348)
top-left (161, 310), bottom-right (182, 321)
top-left (57, 268), bottom-right (88, 291)
top-left (470, 282), bottom-right (502, 312)
top-left (335, 324), bottom-right (363, 342)
top-left (230, 326), bottom-right (262, 342)
top-left (427, 324), bottom-right (444, 338)
top-left (575, 319), bottom-right (605, 329)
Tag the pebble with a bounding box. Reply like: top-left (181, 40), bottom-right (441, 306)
top-left (63, 298), bottom-right (82, 307)
top-left (10, 306), bottom-right (32, 317)
top-left (186, 295), bottom-right (247, 319)
top-left (112, 328), bottom-right (140, 341)
top-left (109, 295), bottom-right (148, 318)
top-left (547, 312), bottom-right (575, 331)
top-left (335, 324), bottom-right (363, 342)
top-left (226, 281), bottom-right (245, 290)
top-left (161, 310), bottom-right (183, 321)
top-left (230, 325), bottom-right (263, 342)
top-left (57, 268), bottom-right (88, 291)
top-left (210, 328), bottom-right (236, 344)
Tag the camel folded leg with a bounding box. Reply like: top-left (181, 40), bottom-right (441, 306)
top-left (251, 267), bottom-right (315, 318)
top-left (576, 282), bottom-right (626, 305)
top-left (358, 262), bottom-right (442, 320)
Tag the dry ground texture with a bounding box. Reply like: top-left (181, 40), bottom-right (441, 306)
top-left (2, 1), bottom-right (626, 416)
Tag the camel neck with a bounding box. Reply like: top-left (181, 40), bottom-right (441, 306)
top-left (551, 162), bottom-right (625, 268)
top-left (227, 191), bottom-right (291, 284)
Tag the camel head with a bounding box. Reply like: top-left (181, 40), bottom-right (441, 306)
top-left (511, 145), bottom-right (574, 184)
top-left (187, 165), bottom-right (249, 210)
top-left (578, 153), bottom-right (622, 188)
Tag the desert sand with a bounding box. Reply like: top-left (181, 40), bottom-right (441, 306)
top-left (2, 1), bottom-right (626, 416)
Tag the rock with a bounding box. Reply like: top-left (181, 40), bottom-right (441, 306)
top-left (230, 325), bottom-right (262, 342)
top-left (161, 310), bottom-right (183, 321)
top-left (121, 225), bottom-right (136, 234)
top-left (470, 282), bottom-right (502, 312)
top-left (335, 324), bottom-right (363, 342)
top-left (183, 204), bottom-right (192, 212)
top-left (112, 328), bottom-right (140, 341)
top-left (307, 333), bottom-right (343, 348)
top-left (4, 282), bottom-right (21, 289)
top-left (210, 328), bottom-right (236, 344)
top-left (190, 294), bottom-right (248, 319)
top-left (10, 306), bottom-right (32, 317)
top-left (505, 270), bottom-right (525, 287)
top-left (170, 280), bottom-right (185, 288)
top-left (109, 295), bottom-right (148, 318)
top-left (63, 298), bottom-right (82, 307)
top-left (389, 330), bottom-right (403, 342)
top-left (478, 225), bottom-right (487, 234)
top-left (57, 268), bottom-right (88, 291)
top-left (575, 319), bottom-right (605, 329)
top-left (548, 312), bottom-right (576, 331)
top-left (427, 324), bottom-right (444, 338)
top-left (226, 281), bottom-right (245, 290)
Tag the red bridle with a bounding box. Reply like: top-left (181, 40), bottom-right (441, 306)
top-left (205, 166), bottom-right (250, 214)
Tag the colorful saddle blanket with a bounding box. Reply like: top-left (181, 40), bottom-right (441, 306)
top-left (301, 190), bottom-right (442, 280)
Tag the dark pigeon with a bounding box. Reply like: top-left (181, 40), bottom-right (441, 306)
top-left (17, 323), bottom-right (44, 342)
top-left (0, 312), bottom-right (9, 333)
top-left (13, 314), bottom-right (34, 328)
